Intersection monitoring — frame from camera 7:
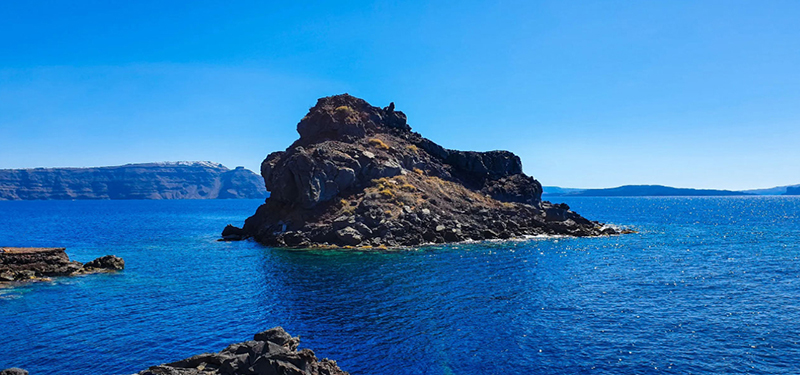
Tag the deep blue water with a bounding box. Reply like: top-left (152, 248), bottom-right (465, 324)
top-left (1, 197), bottom-right (800, 374)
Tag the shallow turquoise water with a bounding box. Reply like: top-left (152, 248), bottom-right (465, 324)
top-left (1, 197), bottom-right (800, 374)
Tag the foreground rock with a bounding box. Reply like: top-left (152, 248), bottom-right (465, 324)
top-left (0, 247), bottom-right (124, 283)
top-left (137, 327), bottom-right (347, 375)
top-left (228, 94), bottom-right (620, 248)
top-left (0, 328), bottom-right (345, 375)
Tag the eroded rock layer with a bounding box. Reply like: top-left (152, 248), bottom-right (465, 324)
top-left (234, 94), bottom-right (618, 247)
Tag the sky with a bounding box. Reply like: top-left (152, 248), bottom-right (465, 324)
top-left (1, 1), bottom-right (799, 190)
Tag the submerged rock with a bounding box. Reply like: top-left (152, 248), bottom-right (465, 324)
top-left (229, 94), bottom-right (619, 247)
top-left (0, 368), bottom-right (28, 375)
top-left (137, 327), bottom-right (347, 375)
top-left (0, 247), bottom-right (124, 283)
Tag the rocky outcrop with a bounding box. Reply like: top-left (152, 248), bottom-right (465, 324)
top-left (137, 327), bottom-right (347, 375)
top-left (0, 328), bottom-right (345, 375)
top-left (221, 224), bottom-right (249, 241)
top-left (0, 162), bottom-right (266, 200)
top-left (230, 94), bottom-right (619, 248)
top-left (0, 247), bottom-right (124, 283)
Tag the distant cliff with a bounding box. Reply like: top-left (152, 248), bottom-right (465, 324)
top-left (0, 162), bottom-right (267, 200)
top-left (544, 185), bottom-right (750, 197)
top-left (785, 186), bottom-right (800, 195)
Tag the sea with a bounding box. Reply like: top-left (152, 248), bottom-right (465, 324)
top-left (1, 197), bottom-right (799, 375)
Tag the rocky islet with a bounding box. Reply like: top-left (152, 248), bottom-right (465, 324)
top-left (227, 94), bottom-right (621, 247)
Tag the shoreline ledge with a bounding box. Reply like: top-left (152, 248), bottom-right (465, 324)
top-left (224, 94), bottom-right (626, 247)
top-left (0, 247), bottom-right (124, 284)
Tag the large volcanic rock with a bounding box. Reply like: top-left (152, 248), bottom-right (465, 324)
top-left (232, 94), bottom-right (618, 247)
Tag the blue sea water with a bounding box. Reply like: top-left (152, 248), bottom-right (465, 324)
top-left (1, 197), bottom-right (800, 375)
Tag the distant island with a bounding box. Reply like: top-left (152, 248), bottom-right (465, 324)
top-left (543, 183), bottom-right (800, 197)
top-left (0, 162), bottom-right (266, 200)
top-left (224, 94), bottom-right (622, 247)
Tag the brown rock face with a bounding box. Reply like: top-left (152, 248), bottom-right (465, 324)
top-left (233, 94), bottom-right (617, 247)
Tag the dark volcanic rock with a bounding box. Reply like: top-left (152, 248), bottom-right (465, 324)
top-left (232, 94), bottom-right (617, 247)
top-left (82, 255), bottom-right (125, 271)
top-left (0, 162), bottom-right (266, 200)
top-left (221, 224), bottom-right (250, 241)
top-left (137, 327), bottom-right (347, 375)
top-left (0, 368), bottom-right (28, 375)
top-left (0, 247), bottom-right (124, 283)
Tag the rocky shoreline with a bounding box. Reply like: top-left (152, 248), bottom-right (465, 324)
top-left (0, 247), bottom-right (124, 284)
top-left (225, 94), bottom-right (623, 248)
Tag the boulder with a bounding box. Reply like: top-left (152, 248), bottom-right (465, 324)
top-left (336, 227), bottom-right (363, 246)
top-left (82, 255), bottom-right (125, 271)
top-left (221, 224), bottom-right (248, 241)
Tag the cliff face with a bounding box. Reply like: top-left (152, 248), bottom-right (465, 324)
top-left (235, 94), bottom-right (617, 248)
top-left (0, 162), bottom-right (266, 200)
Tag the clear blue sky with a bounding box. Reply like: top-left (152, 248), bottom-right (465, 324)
top-left (1, 1), bottom-right (798, 190)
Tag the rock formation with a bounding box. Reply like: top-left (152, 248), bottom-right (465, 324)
top-left (0, 247), bottom-right (124, 283)
top-left (0, 327), bottom-right (346, 375)
top-left (0, 162), bottom-right (266, 200)
top-left (229, 94), bottom-right (619, 247)
top-left (137, 327), bottom-right (347, 375)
